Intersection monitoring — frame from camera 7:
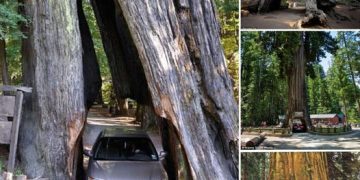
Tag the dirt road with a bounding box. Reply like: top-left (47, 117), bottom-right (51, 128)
top-left (241, 5), bottom-right (360, 29)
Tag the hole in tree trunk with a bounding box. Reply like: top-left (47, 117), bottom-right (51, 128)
top-left (74, 0), bottom-right (191, 179)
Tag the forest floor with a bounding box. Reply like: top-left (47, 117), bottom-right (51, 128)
top-left (242, 127), bottom-right (360, 150)
top-left (82, 105), bottom-right (163, 170)
top-left (241, 5), bottom-right (360, 29)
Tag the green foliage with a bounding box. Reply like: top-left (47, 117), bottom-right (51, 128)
top-left (82, 0), bottom-right (110, 80)
top-left (307, 65), bottom-right (335, 114)
top-left (0, 1), bottom-right (27, 40)
top-left (327, 31), bottom-right (360, 122)
top-left (215, 0), bottom-right (239, 102)
top-left (14, 168), bottom-right (23, 176)
top-left (241, 32), bottom-right (289, 126)
top-left (241, 31), bottom-right (347, 126)
top-left (327, 152), bottom-right (360, 179)
top-left (241, 153), bottom-right (269, 180)
top-left (0, 1), bottom-right (28, 85)
top-left (101, 81), bottom-right (113, 105)
top-left (0, 156), bottom-right (3, 172)
top-left (6, 38), bottom-right (22, 84)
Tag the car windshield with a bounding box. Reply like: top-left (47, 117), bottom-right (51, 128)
top-left (93, 137), bottom-right (159, 161)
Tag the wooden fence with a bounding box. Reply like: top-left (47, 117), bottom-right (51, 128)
top-left (0, 86), bottom-right (32, 180)
top-left (242, 127), bottom-right (292, 136)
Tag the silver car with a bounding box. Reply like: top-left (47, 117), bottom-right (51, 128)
top-left (85, 127), bottom-right (168, 180)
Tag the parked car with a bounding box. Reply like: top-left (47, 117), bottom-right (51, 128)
top-left (85, 127), bottom-right (168, 180)
top-left (292, 119), bottom-right (305, 132)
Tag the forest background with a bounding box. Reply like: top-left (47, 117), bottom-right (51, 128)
top-left (241, 31), bottom-right (360, 126)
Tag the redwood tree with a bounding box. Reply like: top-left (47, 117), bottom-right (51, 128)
top-left (269, 152), bottom-right (329, 180)
top-left (19, 0), bottom-right (85, 178)
top-left (17, 0), bottom-right (238, 179)
top-left (269, 32), bottom-right (336, 128)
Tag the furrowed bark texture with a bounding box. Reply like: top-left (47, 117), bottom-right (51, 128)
top-left (285, 33), bottom-right (310, 129)
top-left (161, 119), bottom-right (192, 180)
top-left (136, 104), bottom-right (160, 130)
top-left (302, 0), bottom-right (327, 26)
top-left (269, 152), bottom-right (329, 180)
top-left (91, 0), bottom-right (150, 104)
top-left (113, 0), bottom-right (239, 179)
top-left (77, 0), bottom-right (102, 110)
top-left (19, 0), bottom-right (85, 179)
top-left (0, 39), bottom-right (10, 85)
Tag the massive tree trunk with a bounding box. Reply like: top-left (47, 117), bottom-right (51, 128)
top-left (90, 0), bottom-right (150, 105)
top-left (269, 152), bottom-right (329, 180)
top-left (111, 1), bottom-right (238, 179)
top-left (18, 0), bottom-right (85, 179)
top-left (78, 0), bottom-right (102, 110)
top-left (0, 39), bottom-right (10, 85)
top-left (16, 0), bottom-right (237, 179)
top-left (90, 0), bottom-right (238, 179)
top-left (285, 33), bottom-right (311, 130)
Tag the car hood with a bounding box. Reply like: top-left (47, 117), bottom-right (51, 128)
top-left (87, 160), bottom-right (168, 180)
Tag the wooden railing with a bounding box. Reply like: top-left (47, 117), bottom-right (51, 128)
top-left (242, 127), bottom-right (292, 136)
top-left (0, 85), bottom-right (32, 179)
top-left (311, 125), bottom-right (352, 134)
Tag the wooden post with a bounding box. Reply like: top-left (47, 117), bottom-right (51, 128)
top-left (7, 91), bottom-right (24, 172)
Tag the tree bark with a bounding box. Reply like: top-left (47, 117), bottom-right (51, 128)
top-left (136, 104), bottom-right (160, 130)
top-left (285, 33), bottom-right (311, 130)
top-left (269, 152), bottom-right (329, 180)
top-left (16, 0), bottom-right (238, 179)
top-left (18, 0), bottom-right (85, 179)
top-left (90, 0), bottom-right (151, 104)
top-left (301, 0), bottom-right (327, 26)
top-left (117, 98), bottom-right (128, 116)
top-left (0, 39), bottom-right (10, 85)
top-left (112, 0), bottom-right (239, 179)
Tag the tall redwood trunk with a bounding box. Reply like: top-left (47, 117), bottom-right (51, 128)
top-left (112, 1), bottom-right (239, 179)
top-left (77, 0), bottom-right (102, 110)
top-left (17, 0), bottom-right (238, 179)
top-left (269, 152), bottom-right (329, 180)
top-left (0, 39), bottom-right (10, 85)
top-left (285, 33), bottom-right (311, 130)
top-left (18, 0), bottom-right (85, 178)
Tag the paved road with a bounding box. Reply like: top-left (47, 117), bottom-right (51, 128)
top-left (83, 106), bottom-right (163, 152)
top-left (82, 106), bottom-right (164, 170)
top-left (242, 128), bottom-right (360, 150)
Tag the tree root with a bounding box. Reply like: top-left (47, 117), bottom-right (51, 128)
top-left (302, 9), bottom-right (327, 25)
top-left (300, 9), bottom-right (327, 27)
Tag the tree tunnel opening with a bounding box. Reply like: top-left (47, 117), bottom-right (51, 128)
top-left (14, 0), bottom-right (238, 178)
top-left (76, 0), bottom-right (189, 178)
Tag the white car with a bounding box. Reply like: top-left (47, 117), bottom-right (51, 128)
top-left (85, 127), bottom-right (168, 180)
